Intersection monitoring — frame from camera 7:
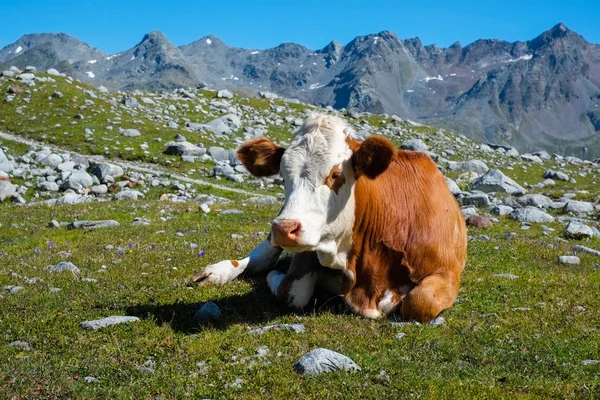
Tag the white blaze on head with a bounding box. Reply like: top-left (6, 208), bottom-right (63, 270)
top-left (273, 114), bottom-right (356, 251)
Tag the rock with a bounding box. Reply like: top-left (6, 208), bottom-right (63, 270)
top-left (490, 205), bottom-right (514, 216)
top-left (248, 323), bottom-right (306, 335)
top-left (463, 193), bottom-right (490, 208)
top-left (120, 97), bottom-right (139, 107)
top-left (492, 273), bottom-right (519, 279)
top-left (90, 162), bottom-right (124, 180)
top-left (91, 185), bottom-right (108, 195)
top-left (9, 341), bottom-right (32, 351)
top-left (41, 153), bottom-right (62, 168)
top-left (83, 376), bottom-right (99, 383)
top-left (470, 169), bottom-right (526, 195)
top-left (543, 169), bottom-right (569, 182)
top-left (61, 170), bottom-right (94, 191)
top-left (247, 195), bottom-right (278, 205)
top-left (466, 215), bottom-right (493, 228)
top-left (563, 201), bottom-right (594, 214)
top-left (217, 89), bottom-right (233, 99)
top-left (401, 139), bottom-right (428, 152)
top-left (67, 220), bottom-right (120, 230)
top-left (259, 91), bottom-right (279, 100)
top-left (46, 68), bottom-right (61, 76)
top-left (429, 316), bottom-right (445, 327)
top-left (293, 348), bottom-right (361, 376)
top-left (445, 177), bottom-right (461, 195)
top-left (205, 118), bottom-right (232, 135)
top-left (9, 286), bottom-right (24, 295)
top-left (558, 256), bottom-right (580, 265)
top-left (447, 160), bottom-right (489, 175)
top-left (572, 245), bottom-right (600, 257)
top-left (517, 194), bottom-right (554, 208)
top-left (45, 261), bottom-right (80, 274)
top-left (0, 148), bottom-right (13, 173)
top-left (193, 302), bottom-right (221, 324)
top-left (0, 181), bottom-right (17, 201)
top-left (564, 221), bottom-right (594, 239)
top-left (114, 190), bottom-right (144, 201)
top-left (80, 316), bottom-right (140, 330)
top-left (508, 207), bottom-right (554, 223)
top-left (520, 154), bottom-right (543, 163)
top-left (582, 360), bottom-right (600, 366)
top-left (164, 142), bottom-right (207, 156)
top-left (38, 181), bottom-right (60, 192)
top-left (121, 129), bottom-right (141, 137)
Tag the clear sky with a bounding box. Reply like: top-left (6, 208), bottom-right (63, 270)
top-left (1, 0), bottom-right (599, 53)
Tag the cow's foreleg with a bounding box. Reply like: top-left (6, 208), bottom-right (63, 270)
top-left (266, 251), bottom-right (320, 309)
top-left (400, 272), bottom-right (459, 323)
top-left (192, 239), bottom-right (282, 286)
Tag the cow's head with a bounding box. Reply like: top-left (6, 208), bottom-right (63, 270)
top-left (238, 114), bottom-right (396, 254)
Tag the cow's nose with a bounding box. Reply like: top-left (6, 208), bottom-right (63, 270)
top-left (272, 219), bottom-right (302, 246)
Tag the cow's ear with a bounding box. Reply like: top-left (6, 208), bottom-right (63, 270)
top-left (237, 137), bottom-right (285, 177)
top-left (351, 135), bottom-right (396, 179)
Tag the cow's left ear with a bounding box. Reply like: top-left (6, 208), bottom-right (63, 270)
top-left (237, 137), bottom-right (285, 177)
top-left (351, 135), bottom-right (396, 179)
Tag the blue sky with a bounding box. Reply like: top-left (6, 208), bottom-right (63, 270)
top-left (1, 0), bottom-right (599, 53)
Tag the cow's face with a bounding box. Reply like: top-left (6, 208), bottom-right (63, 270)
top-left (238, 115), bottom-right (395, 253)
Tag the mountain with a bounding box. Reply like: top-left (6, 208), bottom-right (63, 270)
top-left (1, 24), bottom-right (600, 158)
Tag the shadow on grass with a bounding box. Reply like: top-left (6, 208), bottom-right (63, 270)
top-left (124, 281), bottom-right (349, 335)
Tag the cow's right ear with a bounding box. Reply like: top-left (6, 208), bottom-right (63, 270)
top-left (237, 137), bottom-right (285, 177)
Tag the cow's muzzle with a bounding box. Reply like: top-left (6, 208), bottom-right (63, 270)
top-left (271, 219), bottom-right (302, 247)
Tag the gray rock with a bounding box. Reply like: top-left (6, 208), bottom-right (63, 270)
top-left (248, 323), bottom-right (306, 335)
top-left (41, 153), bottom-right (62, 168)
top-left (259, 91), bottom-right (279, 100)
top-left (247, 195), bottom-right (278, 205)
top-left (293, 348), bottom-right (361, 376)
top-left (447, 160), bottom-right (489, 175)
top-left (217, 89), bottom-right (233, 99)
top-left (164, 142), bottom-right (207, 156)
top-left (0, 148), bottom-right (13, 172)
top-left (205, 118), bottom-right (232, 135)
top-left (558, 256), bottom-right (580, 265)
top-left (61, 170), bottom-right (94, 190)
top-left (517, 194), bottom-right (554, 208)
top-left (492, 273), bottom-right (519, 279)
top-left (0, 181), bottom-right (17, 201)
top-left (80, 315), bottom-right (140, 330)
top-left (564, 221), bottom-right (594, 239)
top-left (120, 97), bottom-right (139, 107)
top-left (543, 169), bottom-right (569, 182)
top-left (490, 205), bottom-right (514, 216)
top-left (9, 341), bottom-right (32, 351)
top-left (445, 177), bottom-right (461, 195)
top-left (470, 169), bottom-right (526, 195)
top-left (38, 181), bottom-right (60, 192)
top-left (10, 286), bottom-right (24, 295)
top-left (46, 68), bottom-right (61, 76)
top-left (45, 261), bottom-right (80, 274)
top-left (563, 201), bottom-right (594, 214)
top-left (121, 129), bottom-right (141, 137)
top-left (582, 360), bottom-right (600, 366)
top-left (90, 162), bottom-right (124, 180)
top-left (91, 185), bottom-right (108, 195)
top-left (114, 190), bottom-right (144, 201)
top-left (572, 245), bottom-right (600, 257)
top-left (193, 302), bottom-right (221, 324)
top-left (401, 139), bottom-right (428, 152)
top-left (221, 114), bottom-right (242, 130)
top-left (83, 376), bottom-right (99, 383)
top-left (509, 207), bottom-right (554, 223)
top-left (67, 220), bottom-right (120, 230)
top-left (463, 193), bottom-right (490, 208)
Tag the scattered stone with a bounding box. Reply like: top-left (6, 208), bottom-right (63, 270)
top-left (293, 348), bottom-right (361, 376)
top-left (565, 221), bottom-right (594, 239)
top-left (563, 201), bottom-right (594, 214)
top-left (582, 360), bottom-right (600, 366)
top-left (508, 207), bottom-right (554, 223)
top-left (67, 220), bottom-right (120, 230)
top-left (80, 316), bottom-right (140, 330)
top-left (492, 274), bottom-right (519, 279)
top-left (248, 323), bottom-right (306, 335)
top-left (401, 139), bottom-right (428, 152)
top-left (83, 376), bottom-right (99, 383)
top-left (164, 141), bottom-right (207, 156)
top-left (9, 341), bottom-right (32, 351)
top-left (120, 129), bottom-right (141, 137)
top-left (447, 160), bottom-right (489, 175)
top-left (0, 181), bottom-right (17, 201)
top-left (470, 169), bottom-right (526, 195)
top-left (572, 245), bottom-right (600, 257)
top-left (466, 215), bottom-right (493, 228)
top-left (193, 302), bottom-right (221, 324)
top-left (45, 261), bottom-right (80, 274)
top-left (217, 89), bottom-right (233, 99)
top-left (490, 205), bottom-right (514, 216)
top-left (114, 190), bottom-right (144, 201)
top-left (544, 169), bottom-right (569, 182)
top-left (558, 256), bottom-right (580, 265)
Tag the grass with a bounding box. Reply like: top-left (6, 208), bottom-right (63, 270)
top-left (1, 199), bottom-right (598, 399)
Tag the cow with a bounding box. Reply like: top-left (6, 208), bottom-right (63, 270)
top-left (192, 114), bottom-right (467, 323)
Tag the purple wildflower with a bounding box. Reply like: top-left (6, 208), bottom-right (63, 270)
top-left (34, 248), bottom-right (41, 253)
top-left (149, 298), bottom-right (155, 303)
top-left (49, 242), bottom-right (55, 249)
top-left (198, 250), bottom-right (206, 256)
top-left (119, 284), bottom-right (125, 289)
top-left (66, 240), bottom-right (71, 245)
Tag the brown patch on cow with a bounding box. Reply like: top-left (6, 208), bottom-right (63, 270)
top-left (324, 165), bottom-right (346, 194)
top-left (343, 146), bottom-right (467, 323)
top-left (466, 215), bottom-right (493, 228)
top-left (237, 137), bottom-right (285, 177)
top-left (230, 260), bottom-right (240, 267)
top-left (351, 135), bottom-right (396, 179)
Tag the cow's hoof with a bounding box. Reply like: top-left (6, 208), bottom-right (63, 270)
top-left (191, 260), bottom-right (241, 286)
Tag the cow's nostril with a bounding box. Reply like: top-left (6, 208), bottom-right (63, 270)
top-left (272, 220), bottom-right (302, 245)
top-left (289, 223), bottom-right (301, 237)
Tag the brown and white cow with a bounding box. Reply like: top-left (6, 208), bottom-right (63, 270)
top-left (192, 114), bottom-right (467, 323)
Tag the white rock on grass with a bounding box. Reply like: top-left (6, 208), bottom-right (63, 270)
top-left (45, 261), bottom-right (80, 274)
top-left (564, 221), bottom-right (594, 239)
top-left (508, 207), bottom-right (554, 223)
top-left (114, 190), bottom-right (144, 201)
top-left (0, 181), bottom-right (17, 201)
top-left (248, 323), bottom-right (306, 335)
top-left (293, 348), bottom-right (361, 376)
top-left (558, 256), bottom-right (580, 265)
top-left (67, 220), bottom-right (120, 230)
top-left (9, 341), bottom-right (32, 351)
top-left (492, 273), bottom-right (519, 279)
top-left (80, 316), bottom-right (140, 330)
top-left (470, 169), bottom-right (526, 195)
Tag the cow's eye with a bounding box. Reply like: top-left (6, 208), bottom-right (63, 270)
top-left (332, 172), bottom-right (343, 180)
